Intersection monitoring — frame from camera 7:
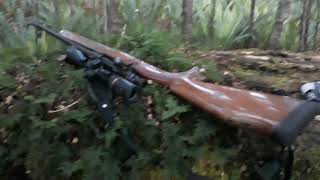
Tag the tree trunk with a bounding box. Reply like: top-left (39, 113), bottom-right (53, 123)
top-left (208, 0), bottom-right (216, 39)
top-left (66, 0), bottom-right (76, 15)
top-left (182, 0), bottom-right (193, 39)
top-left (0, 0), bottom-right (4, 9)
top-left (158, 0), bottom-right (172, 32)
top-left (314, 22), bottom-right (320, 49)
top-left (83, 0), bottom-right (95, 12)
top-left (106, 0), bottom-right (125, 35)
top-left (248, 0), bottom-right (256, 47)
top-left (299, 0), bottom-right (312, 51)
top-left (313, 0), bottom-right (320, 49)
top-left (102, 0), bottom-right (108, 33)
top-left (268, 0), bottom-right (291, 50)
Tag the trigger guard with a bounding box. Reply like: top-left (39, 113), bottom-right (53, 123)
top-left (87, 80), bottom-right (114, 124)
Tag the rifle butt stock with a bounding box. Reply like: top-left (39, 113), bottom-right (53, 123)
top-left (59, 30), bottom-right (318, 145)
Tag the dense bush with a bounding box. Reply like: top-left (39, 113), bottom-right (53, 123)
top-left (0, 5), bottom-right (240, 178)
top-left (0, 23), bottom-right (244, 179)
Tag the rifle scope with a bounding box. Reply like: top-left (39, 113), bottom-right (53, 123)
top-left (66, 47), bottom-right (139, 103)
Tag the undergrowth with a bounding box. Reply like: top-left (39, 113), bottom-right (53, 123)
top-left (0, 10), bottom-right (241, 179)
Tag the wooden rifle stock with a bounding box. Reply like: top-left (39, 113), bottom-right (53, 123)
top-left (59, 30), bottom-right (315, 145)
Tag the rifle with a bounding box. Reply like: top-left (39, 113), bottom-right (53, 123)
top-left (28, 23), bottom-right (320, 148)
top-left (29, 23), bottom-right (320, 180)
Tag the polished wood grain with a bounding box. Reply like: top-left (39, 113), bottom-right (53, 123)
top-left (59, 30), bottom-right (302, 136)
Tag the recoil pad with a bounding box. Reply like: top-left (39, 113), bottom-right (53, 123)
top-left (272, 101), bottom-right (320, 146)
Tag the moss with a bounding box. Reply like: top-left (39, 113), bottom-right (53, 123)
top-left (233, 67), bottom-right (258, 78)
top-left (293, 148), bottom-right (320, 179)
top-left (269, 76), bottom-right (295, 89)
top-left (232, 66), bottom-right (299, 92)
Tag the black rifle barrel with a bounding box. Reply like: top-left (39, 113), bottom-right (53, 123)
top-left (28, 22), bottom-right (103, 59)
top-left (28, 22), bottom-right (120, 72)
top-left (29, 22), bottom-right (75, 46)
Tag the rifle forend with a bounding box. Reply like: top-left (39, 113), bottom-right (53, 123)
top-left (59, 30), bottom-right (320, 146)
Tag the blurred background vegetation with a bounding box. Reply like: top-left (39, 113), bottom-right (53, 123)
top-left (0, 0), bottom-right (320, 179)
top-left (1, 0), bottom-right (320, 51)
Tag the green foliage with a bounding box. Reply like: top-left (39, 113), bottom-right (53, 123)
top-left (255, 162), bottom-right (280, 180)
top-left (0, 28), bottom-right (246, 178)
top-left (199, 0), bottom-right (252, 49)
top-left (0, 75), bottom-right (16, 89)
top-left (1, 0), bottom-right (319, 52)
top-left (33, 93), bottom-right (57, 104)
top-left (191, 145), bottom-right (239, 179)
top-left (187, 120), bottom-right (217, 145)
top-left (201, 61), bottom-right (224, 83)
top-left (60, 147), bottom-right (121, 180)
top-left (161, 96), bottom-right (189, 120)
top-left (280, 18), bottom-right (300, 51)
top-left (117, 23), bottom-right (179, 61)
top-left (164, 53), bottom-right (194, 71)
top-left (0, 12), bottom-right (234, 179)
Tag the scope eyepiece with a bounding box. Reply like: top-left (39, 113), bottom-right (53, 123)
top-left (66, 47), bottom-right (88, 66)
top-left (109, 75), bottom-right (139, 103)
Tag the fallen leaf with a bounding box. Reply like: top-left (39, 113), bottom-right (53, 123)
top-left (71, 137), bottom-right (79, 144)
top-left (147, 80), bottom-right (153, 84)
top-left (5, 96), bottom-right (13, 105)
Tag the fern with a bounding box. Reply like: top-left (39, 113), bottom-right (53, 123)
top-left (161, 96), bottom-right (189, 120)
top-left (186, 119), bottom-right (217, 145)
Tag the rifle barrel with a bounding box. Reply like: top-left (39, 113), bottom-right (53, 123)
top-left (29, 22), bottom-right (75, 46)
top-left (29, 23), bottom-right (127, 77)
top-left (28, 22), bottom-right (104, 60)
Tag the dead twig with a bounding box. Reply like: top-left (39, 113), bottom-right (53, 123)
top-left (48, 96), bottom-right (83, 114)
